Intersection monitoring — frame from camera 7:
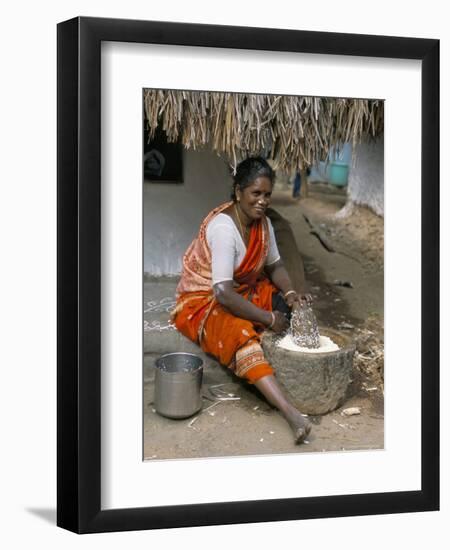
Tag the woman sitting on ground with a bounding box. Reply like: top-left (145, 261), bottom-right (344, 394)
top-left (172, 156), bottom-right (312, 443)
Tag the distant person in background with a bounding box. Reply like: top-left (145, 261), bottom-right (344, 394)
top-left (292, 167), bottom-right (311, 198)
top-left (292, 171), bottom-right (302, 198)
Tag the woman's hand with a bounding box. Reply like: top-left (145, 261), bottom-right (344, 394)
top-left (298, 293), bottom-right (313, 305)
top-left (284, 291), bottom-right (313, 308)
top-left (269, 311), bottom-right (289, 333)
top-left (284, 291), bottom-right (299, 308)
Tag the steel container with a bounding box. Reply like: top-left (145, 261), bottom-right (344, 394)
top-left (154, 352), bottom-right (203, 419)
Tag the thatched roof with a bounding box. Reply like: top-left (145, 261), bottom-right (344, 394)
top-left (144, 89), bottom-right (383, 173)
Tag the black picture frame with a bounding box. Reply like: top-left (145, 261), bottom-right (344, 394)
top-left (57, 16), bottom-right (439, 534)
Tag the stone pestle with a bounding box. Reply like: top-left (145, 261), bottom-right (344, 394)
top-left (289, 301), bottom-right (321, 349)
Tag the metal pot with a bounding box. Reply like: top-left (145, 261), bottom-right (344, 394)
top-left (154, 352), bottom-right (203, 419)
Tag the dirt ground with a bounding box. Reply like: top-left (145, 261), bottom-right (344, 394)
top-left (143, 179), bottom-right (384, 460)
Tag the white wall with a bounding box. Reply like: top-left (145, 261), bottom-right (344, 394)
top-left (144, 148), bottom-right (231, 276)
top-left (348, 137), bottom-right (384, 215)
top-left (1, 1), bottom-right (449, 549)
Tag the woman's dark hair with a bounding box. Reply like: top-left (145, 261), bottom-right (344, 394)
top-left (231, 156), bottom-right (276, 201)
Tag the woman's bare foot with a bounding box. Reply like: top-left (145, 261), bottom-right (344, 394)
top-left (254, 375), bottom-right (312, 445)
top-left (284, 406), bottom-right (312, 444)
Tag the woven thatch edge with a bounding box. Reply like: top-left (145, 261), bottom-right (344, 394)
top-left (144, 90), bottom-right (383, 173)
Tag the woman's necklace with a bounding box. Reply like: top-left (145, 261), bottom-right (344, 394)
top-left (234, 203), bottom-right (249, 243)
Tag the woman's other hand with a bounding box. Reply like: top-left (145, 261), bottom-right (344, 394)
top-left (270, 311), bottom-right (289, 333)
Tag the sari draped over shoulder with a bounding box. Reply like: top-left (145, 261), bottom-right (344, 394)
top-left (172, 202), bottom-right (277, 383)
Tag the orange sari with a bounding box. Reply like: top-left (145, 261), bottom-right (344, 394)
top-left (172, 202), bottom-right (277, 383)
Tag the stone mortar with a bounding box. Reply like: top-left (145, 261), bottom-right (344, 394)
top-left (262, 327), bottom-right (356, 415)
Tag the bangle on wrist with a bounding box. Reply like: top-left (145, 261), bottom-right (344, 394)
top-left (268, 311), bottom-right (275, 329)
top-left (284, 290), bottom-right (296, 300)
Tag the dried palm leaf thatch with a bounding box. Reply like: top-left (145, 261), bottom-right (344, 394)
top-left (143, 90), bottom-right (384, 174)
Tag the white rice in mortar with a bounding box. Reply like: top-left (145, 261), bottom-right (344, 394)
top-left (277, 333), bottom-right (339, 353)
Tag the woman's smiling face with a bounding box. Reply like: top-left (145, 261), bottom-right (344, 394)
top-left (236, 176), bottom-right (273, 223)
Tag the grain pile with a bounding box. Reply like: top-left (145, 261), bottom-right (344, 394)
top-left (277, 333), bottom-right (339, 353)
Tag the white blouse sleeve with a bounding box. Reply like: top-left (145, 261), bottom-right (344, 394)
top-left (265, 217), bottom-right (281, 266)
top-left (206, 222), bottom-right (237, 285)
